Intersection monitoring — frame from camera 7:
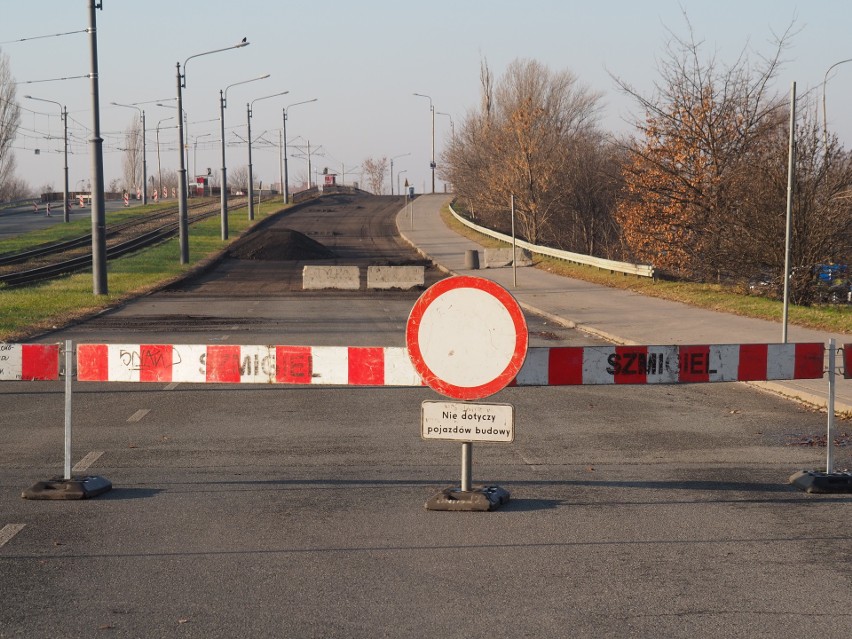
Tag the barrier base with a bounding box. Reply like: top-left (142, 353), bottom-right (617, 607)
top-left (425, 485), bottom-right (510, 511)
top-left (22, 475), bottom-right (112, 500)
top-left (788, 470), bottom-right (852, 494)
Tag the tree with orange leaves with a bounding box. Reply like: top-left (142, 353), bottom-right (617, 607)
top-left (613, 18), bottom-right (793, 280)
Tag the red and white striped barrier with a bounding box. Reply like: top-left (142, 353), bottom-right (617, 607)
top-left (76, 344), bottom-right (422, 385)
top-left (0, 344), bottom-right (61, 381)
top-left (74, 342), bottom-right (826, 386)
top-left (514, 343), bottom-right (824, 385)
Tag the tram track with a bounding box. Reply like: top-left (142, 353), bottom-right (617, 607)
top-left (0, 197), bottom-right (251, 288)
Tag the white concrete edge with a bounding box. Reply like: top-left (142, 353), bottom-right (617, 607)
top-left (447, 203), bottom-right (655, 278)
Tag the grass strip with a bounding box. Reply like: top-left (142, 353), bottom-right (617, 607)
top-left (0, 200), bottom-right (284, 341)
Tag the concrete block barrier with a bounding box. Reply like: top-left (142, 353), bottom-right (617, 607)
top-left (484, 248), bottom-right (533, 268)
top-left (302, 265), bottom-right (360, 290)
top-left (367, 266), bottom-right (425, 290)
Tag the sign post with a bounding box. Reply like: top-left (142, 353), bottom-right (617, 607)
top-left (407, 275), bottom-right (527, 510)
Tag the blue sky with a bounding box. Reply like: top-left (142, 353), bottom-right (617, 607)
top-left (3, 1), bottom-right (852, 195)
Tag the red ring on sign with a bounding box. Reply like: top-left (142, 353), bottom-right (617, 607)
top-left (406, 275), bottom-right (528, 400)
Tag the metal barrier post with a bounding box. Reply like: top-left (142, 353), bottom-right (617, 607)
top-left (63, 340), bottom-right (72, 481)
top-left (826, 339), bottom-right (836, 474)
top-left (789, 338), bottom-right (852, 493)
top-left (461, 442), bottom-right (472, 493)
top-left (22, 339), bottom-right (112, 500)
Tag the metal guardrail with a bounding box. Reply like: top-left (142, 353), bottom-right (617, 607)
top-left (448, 204), bottom-right (655, 278)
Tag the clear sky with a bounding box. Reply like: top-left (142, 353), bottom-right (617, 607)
top-left (3, 1), bottom-right (852, 196)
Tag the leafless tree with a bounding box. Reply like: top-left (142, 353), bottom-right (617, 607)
top-left (362, 156), bottom-right (388, 194)
top-left (0, 48), bottom-right (21, 201)
top-left (2, 175), bottom-right (31, 200)
top-left (122, 115), bottom-right (143, 192)
top-left (229, 165), bottom-right (249, 192)
top-left (612, 14), bottom-right (796, 280)
top-left (442, 57), bottom-right (616, 252)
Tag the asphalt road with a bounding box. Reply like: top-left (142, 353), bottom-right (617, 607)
top-left (1, 194), bottom-right (850, 639)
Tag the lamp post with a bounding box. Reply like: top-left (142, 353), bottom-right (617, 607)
top-left (111, 101), bottom-right (147, 205)
top-left (219, 74), bottom-right (269, 239)
top-left (247, 90), bottom-right (289, 220)
top-left (192, 132), bottom-right (211, 190)
top-left (437, 110), bottom-right (455, 140)
top-left (24, 95), bottom-right (69, 222)
top-left (822, 58), bottom-right (852, 154)
top-left (283, 98), bottom-right (318, 204)
top-left (413, 92), bottom-right (435, 194)
top-left (397, 169), bottom-right (408, 197)
top-left (88, 0), bottom-right (108, 294)
top-left (155, 116), bottom-right (174, 197)
top-left (389, 152), bottom-right (410, 196)
top-left (159, 104), bottom-right (206, 197)
top-left (175, 38), bottom-right (249, 264)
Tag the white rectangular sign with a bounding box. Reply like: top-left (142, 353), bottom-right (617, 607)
top-left (421, 401), bottom-right (514, 442)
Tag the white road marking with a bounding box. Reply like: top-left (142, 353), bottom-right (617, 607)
top-left (164, 382), bottom-right (179, 391)
top-left (72, 450), bottom-right (104, 472)
top-left (0, 524), bottom-right (25, 549)
top-left (127, 409), bottom-right (150, 423)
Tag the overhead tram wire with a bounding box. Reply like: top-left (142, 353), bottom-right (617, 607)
top-left (0, 28), bottom-right (89, 46)
top-left (14, 74), bottom-right (92, 85)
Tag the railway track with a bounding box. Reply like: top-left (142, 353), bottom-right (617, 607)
top-left (0, 197), bottom-right (253, 288)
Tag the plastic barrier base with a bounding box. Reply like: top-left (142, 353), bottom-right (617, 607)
top-left (788, 470), bottom-right (852, 494)
top-left (424, 485), bottom-right (510, 511)
top-left (22, 475), bottom-right (112, 500)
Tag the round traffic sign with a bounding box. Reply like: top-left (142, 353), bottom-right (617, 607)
top-left (406, 275), bottom-right (528, 400)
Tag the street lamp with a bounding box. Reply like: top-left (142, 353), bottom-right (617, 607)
top-left (192, 133), bottom-right (211, 189)
top-left (822, 58), bottom-right (852, 154)
top-left (155, 116), bottom-right (174, 197)
top-left (175, 38), bottom-right (249, 264)
top-left (397, 169), bottom-right (408, 197)
top-left (111, 101), bottom-right (147, 205)
top-left (24, 95), bottom-right (69, 222)
top-left (390, 152), bottom-right (410, 196)
top-left (247, 90), bottom-right (288, 220)
top-left (157, 104), bottom-right (208, 197)
top-left (413, 92), bottom-right (436, 194)
top-left (88, 0), bottom-right (108, 295)
top-left (437, 111), bottom-right (455, 140)
top-left (283, 98), bottom-right (318, 204)
top-left (157, 103), bottom-right (188, 195)
top-left (219, 74), bottom-right (270, 240)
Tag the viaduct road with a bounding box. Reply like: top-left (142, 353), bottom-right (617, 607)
top-left (1, 194), bottom-right (850, 638)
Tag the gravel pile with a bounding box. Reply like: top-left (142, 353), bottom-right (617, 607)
top-left (228, 228), bottom-right (336, 261)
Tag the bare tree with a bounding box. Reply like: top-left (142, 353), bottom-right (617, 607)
top-left (122, 115), bottom-right (143, 193)
top-left (0, 48), bottom-right (21, 201)
top-left (612, 15), bottom-right (795, 280)
top-left (362, 156), bottom-right (388, 194)
top-left (442, 57), bottom-right (613, 249)
top-left (229, 165), bottom-right (249, 193)
top-left (1, 175), bottom-right (31, 200)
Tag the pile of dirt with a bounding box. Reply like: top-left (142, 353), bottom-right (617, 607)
top-left (228, 228), bottom-right (336, 261)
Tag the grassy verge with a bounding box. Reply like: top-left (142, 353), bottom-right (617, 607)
top-left (440, 205), bottom-right (852, 335)
top-left (0, 200), bottom-right (285, 341)
top-left (0, 201), bottom-right (182, 254)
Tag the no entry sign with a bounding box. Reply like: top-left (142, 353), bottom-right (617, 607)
top-left (406, 276), bottom-right (528, 400)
